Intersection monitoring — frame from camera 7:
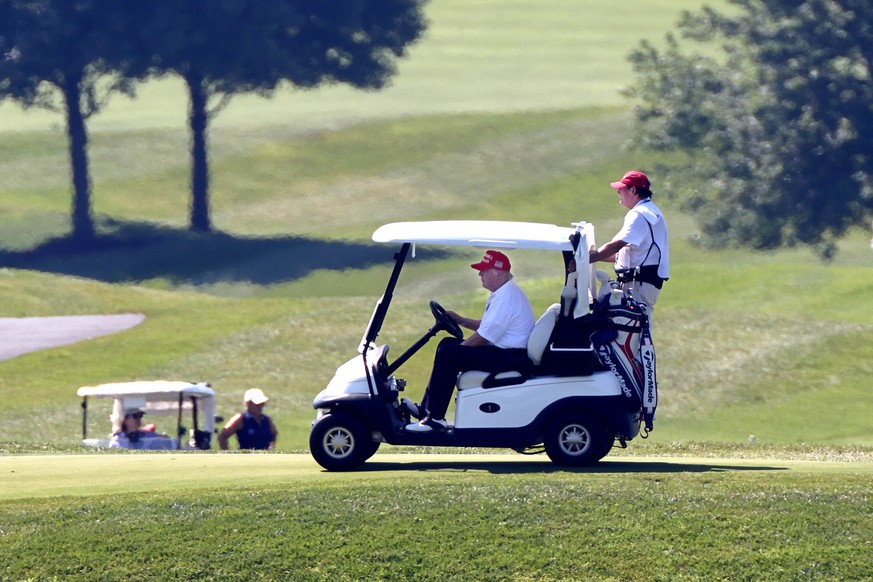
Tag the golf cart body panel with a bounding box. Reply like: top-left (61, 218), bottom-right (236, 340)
top-left (452, 371), bottom-right (623, 429)
top-left (319, 345), bottom-right (391, 399)
top-left (319, 364), bottom-right (370, 399)
top-left (77, 380), bottom-right (217, 450)
top-left (310, 220), bottom-right (648, 471)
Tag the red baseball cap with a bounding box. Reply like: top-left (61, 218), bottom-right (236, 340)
top-left (610, 170), bottom-right (650, 189)
top-left (471, 250), bottom-right (511, 272)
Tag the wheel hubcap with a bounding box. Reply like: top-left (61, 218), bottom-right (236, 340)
top-left (560, 425), bottom-right (590, 455)
top-left (325, 428), bottom-right (353, 458)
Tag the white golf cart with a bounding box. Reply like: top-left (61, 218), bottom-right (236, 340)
top-left (309, 220), bottom-right (652, 471)
top-left (77, 380), bottom-right (219, 450)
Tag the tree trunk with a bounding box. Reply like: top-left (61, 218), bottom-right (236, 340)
top-left (186, 75), bottom-right (211, 233)
top-left (62, 74), bottom-right (96, 242)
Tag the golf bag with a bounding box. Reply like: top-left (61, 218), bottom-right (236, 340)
top-left (591, 277), bottom-right (658, 431)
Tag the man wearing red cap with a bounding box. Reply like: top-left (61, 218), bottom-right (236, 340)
top-left (405, 250), bottom-right (535, 432)
top-left (589, 170), bottom-right (670, 311)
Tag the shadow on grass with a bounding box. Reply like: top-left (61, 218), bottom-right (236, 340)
top-left (358, 459), bottom-right (788, 474)
top-left (0, 220), bottom-right (443, 285)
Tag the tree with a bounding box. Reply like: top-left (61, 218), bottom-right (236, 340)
top-left (142, 0), bottom-right (427, 233)
top-left (625, 0), bottom-right (873, 259)
top-left (0, 0), bottom-right (147, 243)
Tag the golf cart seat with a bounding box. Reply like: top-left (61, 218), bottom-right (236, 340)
top-left (457, 303), bottom-right (561, 390)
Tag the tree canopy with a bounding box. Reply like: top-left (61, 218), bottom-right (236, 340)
top-left (625, 0), bottom-right (873, 259)
top-left (123, 0), bottom-right (428, 233)
top-left (0, 0), bottom-right (148, 241)
top-left (0, 0), bottom-right (427, 239)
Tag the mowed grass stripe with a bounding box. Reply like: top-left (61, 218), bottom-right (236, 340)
top-left (0, 0), bottom-right (725, 133)
top-left (2, 452), bottom-right (871, 501)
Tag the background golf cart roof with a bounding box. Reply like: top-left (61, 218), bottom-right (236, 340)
top-left (77, 380), bottom-right (216, 448)
top-left (77, 380), bottom-right (215, 400)
top-left (372, 220), bottom-right (592, 250)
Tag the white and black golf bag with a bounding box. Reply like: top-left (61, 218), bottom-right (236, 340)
top-left (591, 275), bottom-right (658, 432)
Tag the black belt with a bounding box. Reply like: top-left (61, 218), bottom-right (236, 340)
top-left (615, 266), bottom-right (665, 289)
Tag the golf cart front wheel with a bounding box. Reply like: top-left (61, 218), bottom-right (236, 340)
top-left (544, 412), bottom-right (609, 467)
top-left (309, 412), bottom-right (372, 471)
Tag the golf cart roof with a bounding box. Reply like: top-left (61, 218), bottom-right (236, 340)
top-left (372, 220), bottom-right (590, 251)
top-left (77, 380), bottom-right (214, 399)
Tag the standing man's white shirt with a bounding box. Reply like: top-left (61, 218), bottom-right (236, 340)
top-left (615, 198), bottom-right (670, 280)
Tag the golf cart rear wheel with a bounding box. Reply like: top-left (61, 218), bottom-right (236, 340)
top-left (310, 412), bottom-right (372, 471)
top-left (362, 439), bottom-right (381, 461)
top-left (544, 412), bottom-right (609, 466)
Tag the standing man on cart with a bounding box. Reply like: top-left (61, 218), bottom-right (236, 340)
top-left (588, 170), bottom-right (670, 313)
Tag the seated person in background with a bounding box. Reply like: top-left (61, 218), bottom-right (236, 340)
top-left (405, 250), bottom-right (535, 433)
top-left (108, 407), bottom-right (165, 449)
top-left (218, 388), bottom-right (278, 450)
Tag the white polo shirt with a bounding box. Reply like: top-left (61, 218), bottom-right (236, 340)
top-left (615, 198), bottom-right (670, 280)
top-left (477, 279), bottom-right (535, 349)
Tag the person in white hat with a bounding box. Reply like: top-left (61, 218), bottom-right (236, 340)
top-left (218, 388), bottom-right (278, 450)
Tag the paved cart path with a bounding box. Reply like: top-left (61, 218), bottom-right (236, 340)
top-left (0, 314), bottom-right (145, 361)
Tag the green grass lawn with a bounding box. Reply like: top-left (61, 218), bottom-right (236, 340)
top-left (1, 453), bottom-right (871, 580)
top-left (1, 0), bottom-right (871, 578)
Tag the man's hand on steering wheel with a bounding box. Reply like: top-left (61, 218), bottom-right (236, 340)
top-left (429, 300), bottom-right (464, 339)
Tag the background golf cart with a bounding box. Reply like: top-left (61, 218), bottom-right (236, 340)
top-left (77, 381), bottom-right (220, 450)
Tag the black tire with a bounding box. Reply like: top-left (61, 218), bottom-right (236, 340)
top-left (309, 412), bottom-right (373, 471)
top-left (543, 412), bottom-right (610, 467)
top-left (599, 434), bottom-right (615, 460)
top-left (362, 439), bottom-right (381, 462)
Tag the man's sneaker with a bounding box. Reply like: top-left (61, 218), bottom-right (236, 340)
top-left (401, 398), bottom-right (425, 420)
top-left (405, 416), bottom-right (448, 433)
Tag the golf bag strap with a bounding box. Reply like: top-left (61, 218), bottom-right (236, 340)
top-left (638, 310), bottom-right (657, 434)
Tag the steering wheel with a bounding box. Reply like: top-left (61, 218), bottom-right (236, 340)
top-left (430, 300), bottom-right (464, 340)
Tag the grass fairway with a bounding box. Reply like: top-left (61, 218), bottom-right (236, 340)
top-left (1, 453), bottom-right (871, 580)
top-left (3, 451), bottom-right (871, 501)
